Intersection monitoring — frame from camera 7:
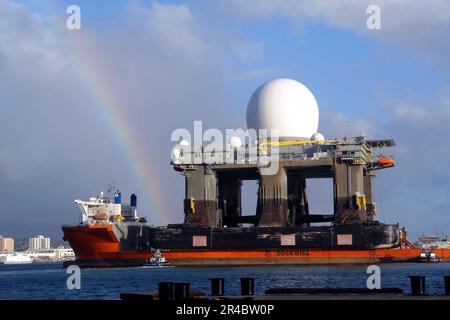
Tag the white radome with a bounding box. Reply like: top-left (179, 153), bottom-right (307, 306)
top-left (172, 147), bottom-right (181, 160)
top-left (246, 78), bottom-right (319, 139)
top-left (229, 136), bottom-right (242, 149)
top-left (179, 139), bottom-right (190, 146)
top-left (311, 132), bottom-right (325, 141)
top-left (172, 139), bottom-right (190, 163)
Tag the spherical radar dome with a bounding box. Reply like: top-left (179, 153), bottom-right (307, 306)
top-left (246, 78), bottom-right (319, 139)
top-left (179, 139), bottom-right (190, 146)
top-left (311, 132), bottom-right (325, 141)
top-left (229, 136), bottom-right (242, 149)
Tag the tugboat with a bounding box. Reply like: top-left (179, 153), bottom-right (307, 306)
top-left (144, 249), bottom-right (169, 267)
top-left (418, 251), bottom-right (442, 263)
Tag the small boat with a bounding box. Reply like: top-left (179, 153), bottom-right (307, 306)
top-left (378, 156), bottom-right (395, 167)
top-left (417, 251), bottom-right (442, 263)
top-left (144, 249), bottom-right (169, 267)
top-left (0, 253), bottom-right (33, 265)
top-left (93, 213), bottom-right (109, 221)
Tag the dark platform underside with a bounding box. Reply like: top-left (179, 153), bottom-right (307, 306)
top-left (118, 222), bottom-right (400, 251)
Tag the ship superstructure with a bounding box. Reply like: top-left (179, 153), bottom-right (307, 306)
top-left (75, 188), bottom-right (140, 225)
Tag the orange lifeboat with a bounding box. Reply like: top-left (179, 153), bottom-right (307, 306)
top-left (93, 213), bottom-right (109, 221)
top-left (378, 156), bottom-right (395, 166)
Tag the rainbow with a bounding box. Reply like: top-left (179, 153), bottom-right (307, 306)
top-left (27, 1), bottom-right (180, 225)
top-left (65, 30), bottom-right (169, 225)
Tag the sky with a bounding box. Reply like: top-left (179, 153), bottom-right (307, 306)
top-left (1, 0), bottom-right (450, 241)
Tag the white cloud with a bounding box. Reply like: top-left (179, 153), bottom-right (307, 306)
top-left (0, 0), bottom-right (238, 235)
top-left (231, 37), bottom-right (264, 62)
top-left (227, 66), bottom-right (280, 81)
top-left (0, 0), bottom-right (67, 71)
top-left (222, 0), bottom-right (450, 66)
top-left (129, 1), bottom-right (206, 59)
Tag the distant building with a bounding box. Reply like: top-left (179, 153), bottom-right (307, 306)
top-left (28, 235), bottom-right (51, 251)
top-left (417, 234), bottom-right (450, 249)
top-left (418, 235), bottom-right (440, 244)
top-left (0, 235), bottom-right (14, 253)
top-left (24, 248), bottom-right (74, 261)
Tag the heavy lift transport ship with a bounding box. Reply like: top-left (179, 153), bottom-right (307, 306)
top-left (62, 136), bottom-right (448, 268)
top-left (63, 78), bottom-right (450, 267)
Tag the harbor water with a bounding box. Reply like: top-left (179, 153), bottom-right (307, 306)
top-left (1, 262), bottom-right (450, 299)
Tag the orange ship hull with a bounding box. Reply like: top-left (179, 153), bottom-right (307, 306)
top-left (62, 225), bottom-right (450, 267)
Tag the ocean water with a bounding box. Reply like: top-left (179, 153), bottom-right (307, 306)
top-left (0, 262), bottom-right (449, 299)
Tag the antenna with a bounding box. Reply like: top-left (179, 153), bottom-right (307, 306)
top-left (107, 182), bottom-right (117, 199)
top-left (342, 120), bottom-right (351, 137)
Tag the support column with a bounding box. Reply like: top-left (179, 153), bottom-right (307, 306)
top-left (288, 175), bottom-right (310, 227)
top-left (364, 172), bottom-right (376, 221)
top-left (257, 167), bottom-right (288, 227)
top-left (218, 176), bottom-right (242, 227)
top-left (302, 179), bottom-right (310, 217)
top-left (334, 162), bottom-right (366, 224)
top-left (184, 166), bottom-right (218, 226)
